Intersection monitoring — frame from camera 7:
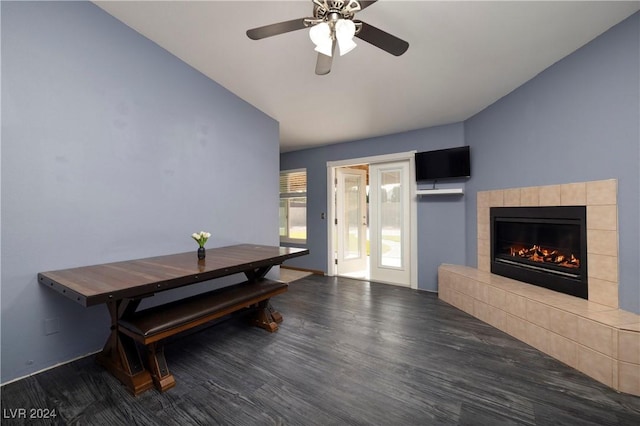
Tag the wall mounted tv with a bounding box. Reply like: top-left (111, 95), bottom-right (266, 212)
top-left (415, 146), bottom-right (471, 181)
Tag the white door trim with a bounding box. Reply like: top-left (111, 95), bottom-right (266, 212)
top-left (327, 151), bottom-right (417, 169)
top-left (326, 151), bottom-right (417, 289)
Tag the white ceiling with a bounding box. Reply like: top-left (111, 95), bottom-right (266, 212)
top-left (94, 1), bottom-right (639, 152)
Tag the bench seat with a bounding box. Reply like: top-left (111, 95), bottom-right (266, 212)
top-left (119, 278), bottom-right (288, 344)
top-left (116, 278), bottom-right (288, 393)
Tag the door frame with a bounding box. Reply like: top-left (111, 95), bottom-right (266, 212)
top-left (326, 151), bottom-right (418, 289)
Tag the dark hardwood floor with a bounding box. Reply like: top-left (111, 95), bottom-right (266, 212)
top-left (2, 275), bottom-right (639, 425)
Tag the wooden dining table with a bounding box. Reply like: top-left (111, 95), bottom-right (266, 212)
top-left (38, 244), bottom-right (309, 395)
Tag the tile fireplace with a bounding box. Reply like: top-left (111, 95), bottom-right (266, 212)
top-left (439, 179), bottom-right (640, 397)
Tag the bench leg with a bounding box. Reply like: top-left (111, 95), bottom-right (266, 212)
top-left (146, 342), bottom-right (176, 393)
top-left (252, 300), bottom-right (280, 332)
top-left (268, 303), bottom-right (283, 324)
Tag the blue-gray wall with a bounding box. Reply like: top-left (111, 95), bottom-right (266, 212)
top-left (1, 2), bottom-right (279, 383)
top-left (282, 12), bottom-right (639, 314)
top-left (465, 11), bottom-right (639, 314)
top-left (280, 124), bottom-right (467, 292)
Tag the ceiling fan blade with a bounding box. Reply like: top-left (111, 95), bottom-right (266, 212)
top-left (354, 20), bottom-right (409, 56)
top-left (315, 41), bottom-right (335, 75)
top-left (358, 1), bottom-right (378, 11)
top-left (246, 18), bottom-right (307, 40)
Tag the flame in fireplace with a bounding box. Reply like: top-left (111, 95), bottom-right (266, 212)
top-left (509, 244), bottom-right (580, 269)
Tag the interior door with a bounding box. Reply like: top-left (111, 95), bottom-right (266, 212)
top-left (336, 167), bottom-right (368, 276)
top-left (369, 161), bottom-right (411, 286)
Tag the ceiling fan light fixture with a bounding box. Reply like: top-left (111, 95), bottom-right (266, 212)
top-left (309, 22), bottom-right (333, 56)
top-left (314, 42), bottom-right (333, 57)
top-left (335, 19), bottom-right (357, 56)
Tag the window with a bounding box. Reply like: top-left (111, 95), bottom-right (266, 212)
top-left (280, 169), bottom-right (307, 244)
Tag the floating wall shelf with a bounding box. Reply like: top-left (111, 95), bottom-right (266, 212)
top-left (416, 188), bottom-right (464, 196)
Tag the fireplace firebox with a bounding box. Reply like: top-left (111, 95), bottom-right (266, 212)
top-left (490, 206), bottom-right (587, 299)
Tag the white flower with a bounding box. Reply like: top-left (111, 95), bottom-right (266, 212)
top-left (191, 231), bottom-right (211, 247)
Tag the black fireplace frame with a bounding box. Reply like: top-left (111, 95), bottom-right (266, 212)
top-left (490, 206), bottom-right (588, 299)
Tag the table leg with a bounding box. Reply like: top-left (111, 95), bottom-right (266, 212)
top-left (244, 265), bottom-right (274, 281)
top-left (96, 299), bottom-right (154, 396)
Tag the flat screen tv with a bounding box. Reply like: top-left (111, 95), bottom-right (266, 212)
top-left (415, 146), bottom-right (470, 181)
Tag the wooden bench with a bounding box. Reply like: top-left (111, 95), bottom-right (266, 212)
top-left (118, 278), bottom-right (288, 392)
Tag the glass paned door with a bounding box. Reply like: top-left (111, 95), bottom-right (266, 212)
top-left (336, 167), bottom-right (368, 275)
top-left (369, 161), bottom-right (411, 286)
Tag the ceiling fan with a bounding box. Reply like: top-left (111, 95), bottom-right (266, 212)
top-left (246, 0), bottom-right (409, 75)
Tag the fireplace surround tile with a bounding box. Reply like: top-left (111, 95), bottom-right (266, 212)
top-left (577, 318), bottom-right (614, 357)
top-left (548, 308), bottom-right (578, 340)
top-left (539, 185), bottom-right (561, 206)
top-left (560, 182), bottom-right (586, 205)
top-left (460, 292), bottom-right (474, 314)
top-left (620, 323), bottom-right (640, 332)
top-left (520, 187), bottom-right (539, 206)
top-left (589, 278), bottom-right (619, 308)
top-left (577, 345), bottom-right (614, 387)
top-left (477, 212), bottom-right (489, 232)
top-left (477, 191), bottom-right (490, 208)
top-left (489, 189), bottom-right (504, 207)
top-left (477, 220), bottom-right (490, 240)
top-left (506, 313), bottom-right (528, 342)
top-left (585, 309), bottom-right (640, 328)
top-left (526, 300), bottom-right (551, 329)
top-left (526, 321), bottom-right (549, 353)
top-left (619, 330), bottom-right (640, 364)
top-left (475, 282), bottom-right (490, 304)
top-left (612, 359), bottom-right (620, 390)
top-left (456, 273), bottom-right (475, 296)
top-left (548, 332), bottom-right (578, 367)
top-left (477, 238), bottom-right (490, 257)
top-left (505, 292), bottom-right (527, 318)
top-left (545, 298), bottom-right (615, 316)
top-left (503, 188), bottom-right (521, 206)
top-left (618, 361), bottom-right (640, 395)
top-left (587, 179), bottom-right (617, 205)
top-left (488, 286), bottom-right (506, 309)
top-left (513, 283), bottom-right (560, 302)
top-left (478, 253), bottom-right (490, 272)
top-left (587, 205), bottom-right (618, 231)
top-left (588, 253), bottom-right (618, 283)
top-left (474, 299), bottom-right (490, 323)
top-left (587, 229), bottom-right (618, 257)
top-left (488, 306), bottom-right (508, 332)
top-left (477, 205), bottom-right (488, 221)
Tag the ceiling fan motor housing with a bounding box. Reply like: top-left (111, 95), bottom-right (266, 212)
top-left (313, 0), bottom-right (362, 21)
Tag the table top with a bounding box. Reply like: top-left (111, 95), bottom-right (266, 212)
top-left (38, 244), bottom-right (309, 307)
